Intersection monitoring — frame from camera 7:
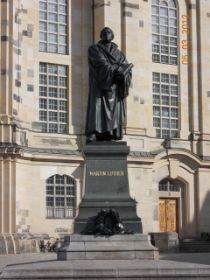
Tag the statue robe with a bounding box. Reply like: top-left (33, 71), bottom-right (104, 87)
top-left (85, 41), bottom-right (132, 139)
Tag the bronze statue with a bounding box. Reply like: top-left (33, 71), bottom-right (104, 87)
top-left (85, 27), bottom-right (133, 143)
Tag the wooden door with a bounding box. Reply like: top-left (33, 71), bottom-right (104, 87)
top-left (159, 198), bottom-right (177, 232)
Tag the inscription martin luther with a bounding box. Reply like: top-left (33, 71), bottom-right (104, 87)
top-left (89, 170), bottom-right (125, 176)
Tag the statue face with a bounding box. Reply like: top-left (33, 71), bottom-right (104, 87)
top-left (100, 27), bottom-right (114, 43)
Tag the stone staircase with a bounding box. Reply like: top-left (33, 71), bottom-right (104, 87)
top-left (180, 239), bottom-right (210, 252)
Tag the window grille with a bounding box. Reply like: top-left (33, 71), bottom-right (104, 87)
top-left (39, 0), bottom-right (68, 54)
top-left (46, 174), bottom-right (76, 219)
top-left (152, 72), bottom-right (179, 138)
top-left (39, 63), bottom-right (68, 134)
top-left (151, 0), bottom-right (178, 65)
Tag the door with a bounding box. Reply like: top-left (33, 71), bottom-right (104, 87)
top-left (159, 198), bottom-right (177, 232)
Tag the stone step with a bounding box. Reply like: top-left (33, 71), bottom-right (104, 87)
top-left (179, 240), bottom-right (210, 252)
top-left (180, 240), bottom-right (210, 243)
top-left (180, 249), bottom-right (210, 252)
top-left (1, 264), bottom-right (210, 279)
top-left (2, 253), bottom-right (210, 280)
top-left (57, 234), bottom-right (159, 260)
top-left (180, 243), bottom-right (210, 246)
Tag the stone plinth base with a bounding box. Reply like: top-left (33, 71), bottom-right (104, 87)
top-left (57, 234), bottom-right (159, 260)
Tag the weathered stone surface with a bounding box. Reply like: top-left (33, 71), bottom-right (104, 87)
top-left (57, 234), bottom-right (158, 260)
top-left (5, 235), bottom-right (15, 254)
top-left (150, 232), bottom-right (179, 252)
top-left (19, 239), bottom-right (39, 253)
top-left (2, 257), bottom-right (210, 279)
top-left (0, 235), bottom-right (7, 255)
top-left (13, 235), bottom-right (20, 254)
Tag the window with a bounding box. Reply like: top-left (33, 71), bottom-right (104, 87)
top-left (152, 72), bottom-right (179, 138)
top-left (159, 178), bottom-right (181, 192)
top-left (39, 63), bottom-right (68, 133)
top-left (39, 0), bottom-right (68, 54)
top-left (46, 175), bottom-right (76, 218)
top-left (151, 0), bottom-right (178, 65)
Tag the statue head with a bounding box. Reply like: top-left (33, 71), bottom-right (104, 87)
top-left (100, 27), bottom-right (114, 43)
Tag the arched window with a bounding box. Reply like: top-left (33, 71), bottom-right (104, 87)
top-left (151, 0), bottom-right (178, 65)
top-left (159, 178), bottom-right (182, 192)
top-left (46, 174), bottom-right (76, 218)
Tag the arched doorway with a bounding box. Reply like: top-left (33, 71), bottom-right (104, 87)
top-left (159, 178), bottom-right (184, 234)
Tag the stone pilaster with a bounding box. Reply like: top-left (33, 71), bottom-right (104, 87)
top-left (196, 0), bottom-right (210, 157)
top-left (93, 0), bottom-right (122, 45)
top-left (0, 156), bottom-right (17, 254)
top-left (188, 0), bottom-right (200, 153)
top-left (0, 1), bottom-right (13, 116)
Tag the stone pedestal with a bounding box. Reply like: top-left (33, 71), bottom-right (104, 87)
top-left (57, 234), bottom-right (159, 260)
top-left (150, 232), bottom-right (179, 252)
top-left (74, 142), bottom-right (142, 233)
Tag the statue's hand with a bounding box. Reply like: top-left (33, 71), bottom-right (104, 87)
top-left (117, 63), bottom-right (133, 75)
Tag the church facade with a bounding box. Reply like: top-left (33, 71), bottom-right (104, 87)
top-left (1, 0), bottom-right (210, 253)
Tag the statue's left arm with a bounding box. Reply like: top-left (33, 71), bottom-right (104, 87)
top-left (115, 51), bottom-right (133, 100)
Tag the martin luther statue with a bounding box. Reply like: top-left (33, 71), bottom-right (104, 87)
top-left (85, 27), bottom-right (133, 143)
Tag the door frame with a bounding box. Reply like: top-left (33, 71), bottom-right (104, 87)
top-left (158, 177), bottom-right (189, 238)
top-left (159, 197), bottom-right (178, 233)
